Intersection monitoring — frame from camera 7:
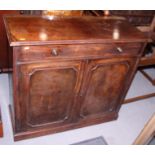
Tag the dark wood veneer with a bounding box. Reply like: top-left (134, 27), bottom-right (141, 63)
top-left (17, 43), bottom-right (142, 62)
top-left (4, 15), bottom-right (146, 141)
top-left (4, 15), bottom-right (146, 46)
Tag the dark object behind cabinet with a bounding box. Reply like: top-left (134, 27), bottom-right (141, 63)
top-left (110, 10), bottom-right (155, 26)
top-left (0, 11), bottom-right (20, 73)
top-left (84, 10), bottom-right (155, 26)
top-left (4, 16), bottom-right (146, 141)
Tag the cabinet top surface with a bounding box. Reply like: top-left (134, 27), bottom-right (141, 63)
top-left (4, 15), bottom-right (146, 46)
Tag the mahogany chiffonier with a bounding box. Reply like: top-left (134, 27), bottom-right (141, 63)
top-left (4, 15), bottom-right (146, 141)
top-left (0, 107), bottom-right (3, 137)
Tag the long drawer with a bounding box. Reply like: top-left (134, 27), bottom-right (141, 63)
top-left (17, 43), bottom-right (142, 62)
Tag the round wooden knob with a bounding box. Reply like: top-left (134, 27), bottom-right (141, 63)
top-left (116, 47), bottom-right (123, 53)
top-left (51, 48), bottom-right (59, 56)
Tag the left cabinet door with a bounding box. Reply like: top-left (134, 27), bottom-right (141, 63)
top-left (15, 60), bottom-right (82, 132)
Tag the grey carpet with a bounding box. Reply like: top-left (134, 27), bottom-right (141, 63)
top-left (72, 136), bottom-right (108, 145)
top-left (148, 137), bottom-right (155, 145)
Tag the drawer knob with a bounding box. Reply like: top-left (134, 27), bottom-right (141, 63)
top-left (51, 48), bottom-right (59, 56)
top-left (116, 47), bottom-right (123, 53)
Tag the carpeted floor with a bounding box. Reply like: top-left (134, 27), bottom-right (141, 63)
top-left (72, 137), bottom-right (107, 145)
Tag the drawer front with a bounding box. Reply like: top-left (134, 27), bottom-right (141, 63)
top-left (17, 43), bottom-right (142, 61)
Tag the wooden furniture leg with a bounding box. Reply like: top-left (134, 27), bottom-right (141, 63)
top-left (133, 113), bottom-right (155, 145)
top-left (124, 92), bottom-right (155, 104)
top-left (0, 107), bottom-right (3, 137)
top-left (139, 68), bottom-right (155, 86)
top-left (138, 15), bottom-right (155, 86)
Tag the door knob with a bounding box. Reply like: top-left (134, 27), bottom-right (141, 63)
top-left (51, 48), bottom-right (59, 56)
top-left (116, 47), bottom-right (123, 53)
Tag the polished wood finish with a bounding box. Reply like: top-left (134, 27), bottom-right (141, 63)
top-left (42, 10), bottom-right (83, 17)
top-left (139, 56), bottom-right (155, 67)
top-left (4, 16), bottom-right (146, 141)
top-left (124, 92), bottom-right (155, 104)
top-left (17, 60), bottom-right (81, 130)
top-left (0, 107), bottom-right (3, 137)
top-left (4, 16), bottom-right (146, 46)
top-left (97, 11), bottom-right (155, 104)
top-left (18, 43), bottom-right (142, 62)
top-left (85, 11), bottom-right (155, 104)
top-left (79, 58), bottom-right (136, 118)
top-left (0, 11), bottom-right (20, 73)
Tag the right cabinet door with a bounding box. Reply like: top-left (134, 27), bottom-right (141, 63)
top-left (79, 57), bottom-right (136, 119)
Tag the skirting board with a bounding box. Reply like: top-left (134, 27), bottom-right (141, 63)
top-left (0, 108), bottom-right (3, 137)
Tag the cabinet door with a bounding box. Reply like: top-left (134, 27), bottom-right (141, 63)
top-left (79, 58), bottom-right (136, 119)
top-left (16, 61), bottom-right (82, 131)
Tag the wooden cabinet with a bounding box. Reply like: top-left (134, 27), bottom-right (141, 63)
top-left (4, 16), bottom-right (146, 141)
